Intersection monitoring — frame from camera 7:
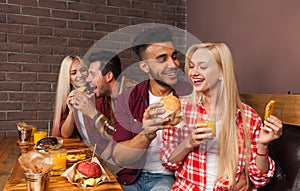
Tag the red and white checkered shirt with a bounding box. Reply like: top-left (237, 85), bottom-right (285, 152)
top-left (161, 99), bottom-right (275, 191)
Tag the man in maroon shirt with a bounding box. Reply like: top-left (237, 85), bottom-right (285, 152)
top-left (111, 26), bottom-right (193, 191)
top-left (73, 50), bottom-right (121, 159)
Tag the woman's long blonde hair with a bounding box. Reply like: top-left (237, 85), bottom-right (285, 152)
top-left (185, 42), bottom-right (250, 189)
top-left (52, 55), bottom-right (83, 137)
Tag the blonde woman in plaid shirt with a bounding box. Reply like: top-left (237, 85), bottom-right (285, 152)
top-left (161, 42), bottom-right (283, 191)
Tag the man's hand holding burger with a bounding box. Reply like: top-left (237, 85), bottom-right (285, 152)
top-left (142, 95), bottom-right (182, 141)
top-left (113, 96), bottom-right (182, 166)
top-left (142, 102), bottom-right (170, 141)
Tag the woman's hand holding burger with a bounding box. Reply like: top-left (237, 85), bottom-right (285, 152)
top-left (66, 90), bottom-right (76, 112)
top-left (73, 90), bottom-right (97, 119)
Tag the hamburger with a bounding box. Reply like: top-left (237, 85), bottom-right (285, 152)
top-left (76, 85), bottom-right (94, 97)
top-left (36, 137), bottom-right (61, 150)
top-left (159, 95), bottom-right (182, 126)
top-left (76, 86), bottom-right (87, 93)
top-left (74, 161), bottom-right (104, 187)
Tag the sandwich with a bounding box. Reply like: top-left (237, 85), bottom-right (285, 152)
top-left (74, 161), bottom-right (104, 187)
top-left (159, 95), bottom-right (182, 126)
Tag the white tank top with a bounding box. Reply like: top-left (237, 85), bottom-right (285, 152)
top-left (205, 120), bottom-right (221, 190)
top-left (142, 91), bottom-right (173, 175)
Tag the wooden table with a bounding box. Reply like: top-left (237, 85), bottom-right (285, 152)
top-left (3, 137), bottom-right (123, 191)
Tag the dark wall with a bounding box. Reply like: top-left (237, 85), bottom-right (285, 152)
top-left (187, 0), bottom-right (300, 94)
top-left (0, 0), bottom-right (186, 136)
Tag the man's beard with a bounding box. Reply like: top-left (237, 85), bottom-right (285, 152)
top-left (97, 91), bottom-right (105, 97)
top-left (96, 83), bottom-right (110, 97)
top-left (148, 68), bottom-right (178, 87)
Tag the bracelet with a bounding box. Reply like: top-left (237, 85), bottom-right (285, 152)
top-left (256, 148), bottom-right (269, 156)
top-left (92, 111), bottom-right (102, 125)
top-left (93, 111), bottom-right (114, 136)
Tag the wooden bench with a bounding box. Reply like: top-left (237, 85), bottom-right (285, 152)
top-left (241, 94), bottom-right (300, 126)
top-left (241, 94), bottom-right (300, 191)
top-left (0, 136), bottom-right (20, 190)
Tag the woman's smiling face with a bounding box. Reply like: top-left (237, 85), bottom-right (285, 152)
top-left (188, 48), bottom-right (221, 94)
top-left (69, 58), bottom-right (88, 88)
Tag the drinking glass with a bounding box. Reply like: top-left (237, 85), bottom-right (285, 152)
top-left (33, 130), bottom-right (47, 144)
top-left (199, 114), bottom-right (216, 136)
top-left (18, 127), bottom-right (32, 143)
top-left (49, 149), bottom-right (68, 171)
top-left (30, 126), bottom-right (37, 142)
top-left (24, 171), bottom-right (51, 191)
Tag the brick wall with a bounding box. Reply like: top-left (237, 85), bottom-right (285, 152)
top-left (0, 0), bottom-right (186, 137)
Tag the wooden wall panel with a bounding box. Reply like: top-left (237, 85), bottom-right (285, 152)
top-left (241, 94), bottom-right (300, 126)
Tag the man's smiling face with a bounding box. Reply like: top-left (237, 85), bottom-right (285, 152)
top-left (142, 41), bottom-right (180, 87)
top-left (86, 61), bottom-right (110, 97)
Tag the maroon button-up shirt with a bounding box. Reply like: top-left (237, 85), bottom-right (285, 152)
top-left (113, 79), bottom-right (193, 185)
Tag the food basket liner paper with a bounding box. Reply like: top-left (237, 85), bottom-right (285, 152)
top-left (61, 157), bottom-right (110, 187)
top-left (18, 150), bottom-right (53, 174)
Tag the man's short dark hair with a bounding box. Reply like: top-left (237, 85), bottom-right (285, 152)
top-left (88, 50), bottom-right (121, 80)
top-left (132, 27), bottom-right (173, 60)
